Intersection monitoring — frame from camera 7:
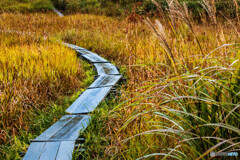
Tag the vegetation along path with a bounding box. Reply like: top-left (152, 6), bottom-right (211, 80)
top-left (23, 43), bottom-right (125, 160)
top-left (1, 0), bottom-right (240, 159)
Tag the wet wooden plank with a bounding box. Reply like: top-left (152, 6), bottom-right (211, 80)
top-left (33, 115), bottom-right (72, 141)
top-left (48, 116), bottom-right (84, 141)
top-left (62, 42), bottom-right (86, 50)
top-left (88, 75), bottom-right (122, 89)
top-left (23, 141), bottom-right (75, 160)
top-left (81, 52), bottom-right (108, 63)
top-left (75, 49), bottom-right (92, 57)
top-left (76, 50), bottom-right (95, 55)
top-left (93, 63), bottom-right (120, 75)
top-left (56, 141), bottom-right (75, 160)
top-left (39, 142), bottom-right (60, 160)
top-left (63, 45), bottom-right (108, 62)
top-left (66, 87), bottom-right (112, 114)
top-left (23, 142), bottom-right (45, 160)
top-left (33, 115), bottom-right (90, 142)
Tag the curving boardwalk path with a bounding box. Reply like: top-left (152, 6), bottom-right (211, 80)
top-left (23, 43), bottom-right (124, 160)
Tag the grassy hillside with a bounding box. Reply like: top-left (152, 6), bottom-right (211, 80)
top-left (1, 0), bottom-right (239, 17)
top-left (0, 0), bottom-right (53, 12)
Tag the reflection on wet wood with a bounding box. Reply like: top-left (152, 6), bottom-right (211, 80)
top-left (66, 87), bottom-right (112, 114)
top-left (33, 115), bottom-right (90, 142)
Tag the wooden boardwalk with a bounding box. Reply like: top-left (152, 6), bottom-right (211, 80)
top-left (23, 43), bottom-right (124, 160)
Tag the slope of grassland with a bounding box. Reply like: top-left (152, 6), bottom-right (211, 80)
top-left (0, 0), bottom-right (53, 13)
top-left (1, 2), bottom-right (240, 159)
top-left (1, 0), bottom-right (238, 18)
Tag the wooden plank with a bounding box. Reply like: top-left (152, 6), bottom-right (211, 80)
top-left (23, 141), bottom-right (75, 160)
top-left (53, 8), bottom-right (64, 17)
top-left (61, 117), bottom-right (89, 140)
top-left (39, 142), bottom-right (60, 160)
top-left (33, 115), bottom-right (90, 142)
top-left (34, 115), bottom-right (72, 141)
top-left (93, 63), bottom-right (119, 75)
top-left (81, 52), bottom-right (108, 63)
top-left (49, 116), bottom-right (83, 140)
top-left (23, 142), bottom-right (45, 160)
top-left (56, 141), bottom-right (75, 160)
top-left (88, 75), bottom-right (122, 89)
top-left (50, 116), bottom-right (90, 141)
top-left (75, 49), bottom-right (91, 57)
top-left (63, 45), bottom-right (108, 62)
top-left (76, 50), bottom-right (95, 55)
top-left (66, 87), bottom-right (112, 114)
top-left (62, 42), bottom-right (86, 50)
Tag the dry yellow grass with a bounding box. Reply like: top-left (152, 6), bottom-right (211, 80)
top-left (1, 5), bottom-right (240, 158)
top-left (0, 43), bottom-right (83, 140)
top-left (0, 14), bottom-right (87, 148)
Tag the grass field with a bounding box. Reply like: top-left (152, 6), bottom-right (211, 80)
top-left (0, 13), bottom-right (97, 159)
top-left (1, 0), bottom-right (240, 159)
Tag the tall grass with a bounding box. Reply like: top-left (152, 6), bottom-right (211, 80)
top-left (0, 43), bottom-right (82, 141)
top-left (52, 1), bottom-right (240, 159)
top-left (1, 1), bottom-right (240, 158)
top-left (106, 0), bottom-right (239, 158)
top-left (0, 13), bottom-right (91, 159)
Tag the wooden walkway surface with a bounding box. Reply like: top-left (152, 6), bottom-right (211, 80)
top-left (23, 43), bottom-right (124, 160)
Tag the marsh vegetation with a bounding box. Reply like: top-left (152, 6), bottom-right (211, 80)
top-left (0, 0), bottom-right (240, 159)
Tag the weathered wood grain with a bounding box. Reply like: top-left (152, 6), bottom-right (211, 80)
top-left (66, 87), bottom-right (112, 114)
top-left (33, 115), bottom-right (90, 142)
top-left (23, 141), bottom-right (75, 160)
top-left (93, 63), bottom-right (120, 75)
top-left (88, 75), bottom-right (122, 89)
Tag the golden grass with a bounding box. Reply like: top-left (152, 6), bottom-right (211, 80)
top-left (1, 6), bottom-right (240, 159)
top-left (0, 43), bottom-right (82, 139)
top-left (0, 14), bottom-right (86, 146)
